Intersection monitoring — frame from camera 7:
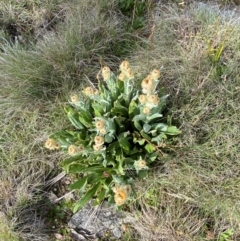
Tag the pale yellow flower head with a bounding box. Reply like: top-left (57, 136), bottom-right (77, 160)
top-left (70, 94), bottom-right (79, 103)
top-left (143, 107), bottom-right (151, 115)
top-left (93, 144), bottom-right (103, 152)
top-left (141, 75), bottom-right (155, 94)
top-left (125, 68), bottom-right (134, 79)
top-left (68, 145), bottom-right (78, 156)
top-left (113, 185), bottom-right (131, 206)
top-left (99, 128), bottom-right (107, 135)
top-left (94, 136), bottom-right (104, 145)
top-left (136, 159), bottom-right (147, 168)
top-left (138, 94), bottom-right (147, 104)
top-left (119, 60), bottom-right (130, 72)
top-left (45, 138), bottom-right (60, 150)
top-left (102, 66), bottom-right (111, 80)
top-left (94, 89), bottom-right (99, 95)
top-left (147, 94), bottom-right (160, 105)
top-left (118, 72), bottom-right (127, 81)
top-left (95, 120), bottom-right (105, 130)
top-left (84, 87), bottom-right (94, 96)
top-left (150, 69), bottom-right (160, 79)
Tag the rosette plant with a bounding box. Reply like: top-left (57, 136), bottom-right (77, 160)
top-left (45, 61), bottom-right (181, 212)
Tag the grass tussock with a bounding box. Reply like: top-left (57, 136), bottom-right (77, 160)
top-left (0, 0), bottom-right (143, 102)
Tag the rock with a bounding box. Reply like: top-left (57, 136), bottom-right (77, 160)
top-left (68, 200), bottom-right (134, 240)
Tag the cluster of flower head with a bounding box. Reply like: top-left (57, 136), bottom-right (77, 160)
top-left (139, 69), bottom-right (161, 115)
top-left (45, 138), bottom-right (60, 150)
top-left (68, 144), bottom-right (84, 156)
top-left (118, 60), bottom-right (134, 81)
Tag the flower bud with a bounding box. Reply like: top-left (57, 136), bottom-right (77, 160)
top-left (118, 72), bottom-right (127, 81)
top-left (119, 60), bottom-right (130, 72)
top-left (70, 94), bottom-right (79, 103)
top-left (147, 94), bottom-right (160, 105)
top-left (94, 135), bottom-right (104, 145)
top-left (138, 94), bottom-right (147, 104)
top-left (93, 144), bottom-right (103, 151)
top-left (125, 68), bottom-right (134, 79)
top-left (84, 87), bottom-right (94, 96)
top-left (136, 159), bottom-right (147, 168)
top-left (102, 66), bottom-right (111, 80)
top-left (143, 107), bottom-right (151, 115)
top-left (141, 75), bottom-right (155, 94)
top-left (45, 138), bottom-right (60, 150)
top-left (99, 128), bottom-right (106, 135)
top-left (150, 69), bottom-right (160, 79)
top-left (94, 89), bottom-right (99, 95)
top-left (95, 120), bottom-right (105, 130)
top-left (68, 145), bottom-right (78, 156)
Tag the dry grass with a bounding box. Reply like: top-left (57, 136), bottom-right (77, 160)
top-left (125, 2), bottom-right (240, 240)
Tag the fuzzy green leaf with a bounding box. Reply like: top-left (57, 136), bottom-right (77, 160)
top-left (133, 114), bottom-right (146, 122)
top-left (143, 123), bottom-right (151, 133)
top-left (105, 134), bottom-right (114, 143)
top-left (73, 182), bottom-right (101, 213)
top-left (147, 113), bottom-right (163, 122)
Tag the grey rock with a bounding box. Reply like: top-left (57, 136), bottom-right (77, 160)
top-left (68, 200), bottom-right (132, 240)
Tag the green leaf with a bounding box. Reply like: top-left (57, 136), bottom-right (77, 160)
top-left (73, 182), bottom-right (101, 213)
top-left (116, 150), bottom-right (125, 175)
top-left (94, 188), bottom-right (107, 205)
top-left (128, 100), bottom-right (138, 119)
top-left (112, 175), bottom-right (124, 184)
top-left (164, 126), bottom-right (181, 135)
top-left (51, 130), bottom-right (77, 147)
top-left (143, 123), bottom-right (151, 133)
top-left (111, 100), bottom-right (128, 116)
top-left (60, 155), bottom-right (85, 172)
top-left (116, 79), bottom-right (124, 92)
top-left (65, 107), bottom-right (85, 130)
top-left (134, 121), bottom-right (142, 131)
top-left (69, 176), bottom-right (88, 190)
top-left (68, 163), bottom-right (87, 173)
top-left (148, 152), bottom-right (159, 162)
top-left (152, 123), bottom-right (168, 131)
top-left (147, 113), bottom-right (163, 122)
top-left (118, 136), bottom-right (131, 151)
top-left (105, 134), bottom-right (114, 143)
top-left (140, 130), bottom-right (151, 140)
top-left (145, 143), bottom-right (155, 153)
top-left (138, 170), bottom-right (148, 178)
top-left (92, 102), bottom-right (105, 117)
top-left (133, 114), bottom-right (146, 122)
top-left (78, 110), bottom-right (93, 128)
